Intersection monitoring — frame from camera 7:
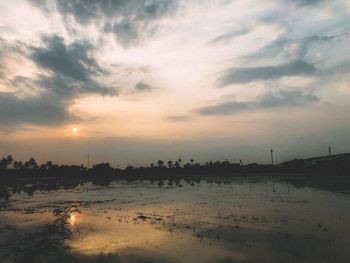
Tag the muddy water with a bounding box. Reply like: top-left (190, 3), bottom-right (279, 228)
top-left (1, 177), bottom-right (350, 263)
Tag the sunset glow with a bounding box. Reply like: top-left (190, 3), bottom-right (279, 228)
top-left (0, 2), bottom-right (349, 262)
top-left (0, 0), bottom-right (350, 165)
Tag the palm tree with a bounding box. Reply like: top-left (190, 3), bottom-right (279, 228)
top-left (167, 160), bottom-right (173, 168)
top-left (190, 159), bottom-right (194, 166)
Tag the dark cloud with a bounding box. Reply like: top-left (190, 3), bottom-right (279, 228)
top-left (165, 115), bottom-right (191, 122)
top-left (0, 92), bottom-right (77, 126)
top-left (32, 35), bottom-right (106, 82)
top-left (135, 82), bottom-right (153, 92)
top-left (55, 0), bottom-right (177, 24)
top-left (249, 35), bottom-right (336, 61)
top-left (293, 0), bottom-right (325, 6)
top-left (31, 0), bottom-right (178, 47)
top-left (0, 35), bottom-right (116, 127)
top-left (197, 89), bottom-right (319, 116)
top-left (110, 19), bottom-right (156, 47)
top-left (218, 60), bottom-right (316, 86)
top-left (37, 74), bottom-right (115, 97)
top-left (30, 35), bottom-right (116, 96)
top-left (207, 27), bottom-right (251, 45)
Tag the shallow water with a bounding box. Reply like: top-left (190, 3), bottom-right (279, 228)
top-left (1, 177), bottom-right (350, 263)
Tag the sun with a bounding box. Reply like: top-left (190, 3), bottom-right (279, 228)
top-left (72, 127), bottom-right (78, 133)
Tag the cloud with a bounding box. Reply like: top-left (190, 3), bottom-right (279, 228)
top-left (292, 0), bottom-right (325, 6)
top-left (134, 82), bottom-right (153, 92)
top-left (207, 27), bottom-right (251, 45)
top-left (327, 59), bottom-right (350, 75)
top-left (31, 35), bottom-right (107, 82)
top-left (0, 92), bottom-right (77, 126)
top-left (248, 34), bottom-right (341, 61)
top-left (0, 35), bottom-right (116, 127)
top-left (55, 0), bottom-right (177, 24)
top-left (165, 115), bottom-right (191, 122)
top-left (0, 37), bottom-right (27, 79)
top-left (37, 74), bottom-right (114, 97)
top-left (218, 60), bottom-right (316, 86)
top-left (30, 35), bottom-right (116, 96)
top-left (110, 20), bottom-right (156, 47)
top-left (31, 0), bottom-right (178, 47)
top-left (197, 89), bottom-right (319, 116)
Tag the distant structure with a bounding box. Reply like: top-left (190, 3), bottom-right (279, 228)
top-left (270, 149), bottom-right (274, 165)
top-left (328, 146), bottom-right (332, 157)
top-left (301, 152), bottom-right (350, 167)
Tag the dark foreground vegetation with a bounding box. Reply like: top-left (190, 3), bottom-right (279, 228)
top-left (1, 153), bottom-right (349, 181)
top-left (0, 153), bottom-right (349, 198)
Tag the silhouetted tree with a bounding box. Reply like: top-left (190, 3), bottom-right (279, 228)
top-left (0, 155), bottom-right (14, 169)
top-left (6, 155), bottom-right (14, 168)
top-left (46, 161), bottom-right (54, 170)
top-left (157, 160), bottom-right (164, 168)
top-left (0, 158), bottom-right (7, 169)
top-left (13, 161), bottom-right (24, 170)
top-left (167, 160), bottom-right (173, 168)
top-left (125, 165), bottom-right (134, 172)
top-left (184, 162), bottom-right (191, 168)
top-left (24, 158), bottom-right (38, 169)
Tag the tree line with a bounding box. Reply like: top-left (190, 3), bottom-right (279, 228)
top-left (1, 153), bottom-right (350, 180)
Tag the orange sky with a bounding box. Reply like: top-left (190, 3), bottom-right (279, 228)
top-left (1, 0), bottom-right (350, 166)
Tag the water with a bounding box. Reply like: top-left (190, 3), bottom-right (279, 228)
top-left (1, 176), bottom-right (350, 262)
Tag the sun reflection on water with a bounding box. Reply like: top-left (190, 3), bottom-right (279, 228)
top-left (1, 179), bottom-right (350, 263)
top-left (70, 214), bottom-right (76, 225)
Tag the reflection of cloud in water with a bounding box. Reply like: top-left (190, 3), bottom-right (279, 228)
top-left (68, 212), bottom-right (244, 262)
top-left (1, 178), bottom-right (350, 262)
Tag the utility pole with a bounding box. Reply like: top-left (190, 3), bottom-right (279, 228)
top-left (270, 149), bottom-right (274, 165)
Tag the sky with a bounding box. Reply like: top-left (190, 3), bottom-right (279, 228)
top-left (1, 0), bottom-right (350, 167)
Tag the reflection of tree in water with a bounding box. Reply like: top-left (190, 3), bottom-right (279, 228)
top-left (0, 186), bottom-right (11, 211)
top-left (283, 176), bottom-right (350, 193)
top-left (1, 206), bottom-right (80, 263)
top-left (0, 204), bottom-right (173, 263)
top-left (1, 154), bottom-right (350, 194)
top-left (0, 187), bottom-right (10, 200)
